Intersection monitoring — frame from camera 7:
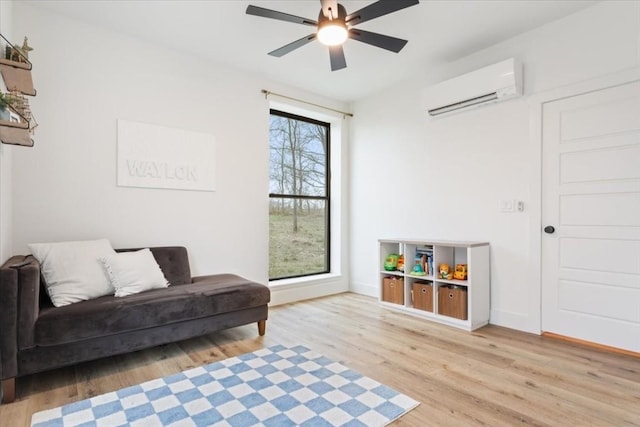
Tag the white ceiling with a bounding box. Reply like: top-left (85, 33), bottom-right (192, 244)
top-left (24, 0), bottom-right (597, 102)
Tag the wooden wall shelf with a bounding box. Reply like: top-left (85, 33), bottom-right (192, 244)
top-left (0, 58), bottom-right (31, 70)
top-left (0, 118), bottom-right (28, 129)
top-left (0, 33), bottom-right (36, 146)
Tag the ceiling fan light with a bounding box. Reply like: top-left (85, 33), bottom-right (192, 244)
top-left (317, 22), bottom-right (348, 46)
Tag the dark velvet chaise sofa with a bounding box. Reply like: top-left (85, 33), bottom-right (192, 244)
top-left (0, 246), bottom-right (270, 403)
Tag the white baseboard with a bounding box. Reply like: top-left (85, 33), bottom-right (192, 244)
top-left (349, 281), bottom-right (377, 298)
top-left (269, 275), bottom-right (348, 306)
top-left (490, 309), bottom-right (539, 334)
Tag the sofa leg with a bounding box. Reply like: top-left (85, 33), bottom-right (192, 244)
top-left (257, 320), bottom-right (266, 336)
top-left (1, 378), bottom-right (16, 403)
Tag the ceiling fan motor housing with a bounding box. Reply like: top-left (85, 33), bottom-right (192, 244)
top-left (317, 4), bottom-right (348, 46)
top-left (318, 3), bottom-right (347, 23)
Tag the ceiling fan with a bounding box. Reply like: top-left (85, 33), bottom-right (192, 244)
top-left (246, 0), bottom-right (420, 71)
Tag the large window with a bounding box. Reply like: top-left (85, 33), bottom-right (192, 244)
top-left (269, 109), bottom-right (330, 280)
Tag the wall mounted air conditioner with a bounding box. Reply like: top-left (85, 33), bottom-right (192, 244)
top-left (424, 58), bottom-right (523, 117)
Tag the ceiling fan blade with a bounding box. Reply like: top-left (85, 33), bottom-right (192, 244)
top-left (320, 0), bottom-right (339, 19)
top-left (268, 34), bottom-right (317, 57)
top-left (246, 5), bottom-right (317, 27)
top-left (349, 28), bottom-right (408, 53)
top-left (346, 0), bottom-right (419, 26)
top-left (329, 45), bottom-right (347, 71)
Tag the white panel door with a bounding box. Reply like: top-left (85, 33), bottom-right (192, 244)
top-left (541, 81), bottom-right (640, 352)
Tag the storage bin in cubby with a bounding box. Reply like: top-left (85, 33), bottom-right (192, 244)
top-left (412, 281), bottom-right (433, 312)
top-left (382, 277), bottom-right (404, 305)
top-left (438, 285), bottom-right (468, 320)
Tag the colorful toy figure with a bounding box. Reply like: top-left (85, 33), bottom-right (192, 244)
top-left (439, 263), bottom-right (452, 280)
top-left (453, 264), bottom-right (468, 280)
top-left (397, 254), bottom-right (405, 272)
top-left (411, 262), bottom-right (426, 276)
top-left (384, 254), bottom-right (399, 271)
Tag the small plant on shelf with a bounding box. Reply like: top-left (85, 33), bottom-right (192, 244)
top-left (0, 91), bottom-right (15, 109)
top-left (0, 92), bottom-right (16, 120)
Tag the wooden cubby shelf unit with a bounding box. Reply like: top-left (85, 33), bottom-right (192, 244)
top-left (379, 239), bottom-right (490, 331)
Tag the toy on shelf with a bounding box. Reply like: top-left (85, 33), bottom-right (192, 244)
top-left (411, 262), bottom-right (426, 276)
top-left (384, 254), bottom-right (399, 271)
top-left (439, 263), bottom-right (453, 280)
top-left (397, 254), bottom-right (405, 272)
top-left (453, 264), bottom-right (468, 280)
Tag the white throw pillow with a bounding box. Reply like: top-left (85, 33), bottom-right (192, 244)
top-left (28, 238), bottom-right (116, 307)
top-left (100, 248), bottom-right (169, 297)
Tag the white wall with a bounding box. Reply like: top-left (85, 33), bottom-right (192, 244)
top-left (10, 2), bottom-right (349, 298)
top-left (0, 0), bottom-right (13, 263)
top-left (349, 1), bottom-right (640, 333)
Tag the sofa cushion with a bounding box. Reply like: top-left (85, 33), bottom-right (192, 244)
top-left (101, 249), bottom-right (169, 297)
top-left (28, 239), bottom-right (116, 307)
top-left (34, 274), bottom-right (270, 346)
top-left (118, 247), bottom-right (191, 286)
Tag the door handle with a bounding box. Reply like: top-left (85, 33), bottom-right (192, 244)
top-left (544, 225), bottom-right (555, 234)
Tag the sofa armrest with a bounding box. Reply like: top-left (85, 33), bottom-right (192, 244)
top-left (1, 257), bottom-right (21, 381)
top-left (0, 256), bottom-right (41, 381)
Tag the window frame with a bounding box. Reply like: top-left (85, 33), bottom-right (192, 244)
top-left (268, 108), bottom-right (331, 281)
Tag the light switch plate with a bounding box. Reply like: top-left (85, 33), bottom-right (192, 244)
top-left (499, 199), bottom-right (515, 213)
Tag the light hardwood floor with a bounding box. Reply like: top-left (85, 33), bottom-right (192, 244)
top-left (1, 293), bottom-right (639, 426)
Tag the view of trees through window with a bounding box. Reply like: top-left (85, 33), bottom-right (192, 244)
top-left (269, 110), bottom-right (330, 280)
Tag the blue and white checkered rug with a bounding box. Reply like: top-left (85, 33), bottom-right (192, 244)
top-left (31, 344), bottom-right (419, 427)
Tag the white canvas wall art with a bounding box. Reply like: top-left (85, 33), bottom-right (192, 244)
top-left (117, 120), bottom-right (216, 192)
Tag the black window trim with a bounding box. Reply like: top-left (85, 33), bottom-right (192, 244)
top-left (269, 109), bottom-right (331, 281)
